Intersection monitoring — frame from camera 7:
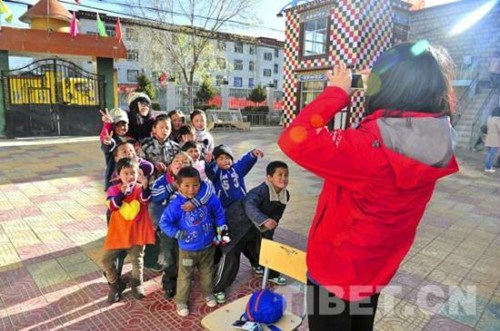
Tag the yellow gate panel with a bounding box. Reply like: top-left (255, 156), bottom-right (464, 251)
top-left (62, 77), bottom-right (98, 105)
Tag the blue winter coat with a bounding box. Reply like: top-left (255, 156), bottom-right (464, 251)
top-left (159, 187), bottom-right (226, 251)
top-left (208, 151), bottom-right (257, 208)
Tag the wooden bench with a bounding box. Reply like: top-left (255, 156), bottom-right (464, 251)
top-left (206, 109), bottom-right (251, 131)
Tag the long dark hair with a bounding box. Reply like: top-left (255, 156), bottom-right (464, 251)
top-left (364, 41), bottom-right (455, 116)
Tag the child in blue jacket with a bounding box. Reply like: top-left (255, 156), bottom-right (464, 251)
top-left (159, 166), bottom-right (227, 317)
top-left (148, 151), bottom-right (213, 299)
top-left (208, 144), bottom-right (264, 208)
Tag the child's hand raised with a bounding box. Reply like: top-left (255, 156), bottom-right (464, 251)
top-left (102, 129), bottom-right (113, 145)
top-left (121, 182), bottom-right (133, 194)
top-left (155, 162), bottom-right (167, 173)
top-left (252, 149), bottom-right (264, 158)
top-left (180, 134), bottom-right (191, 145)
top-left (100, 108), bottom-right (113, 124)
top-left (204, 151), bottom-right (213, 163)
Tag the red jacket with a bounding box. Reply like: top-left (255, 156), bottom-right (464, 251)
top-left (278, 87), bottom-right (459, 301)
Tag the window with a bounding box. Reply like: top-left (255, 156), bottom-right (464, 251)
top-left (234, 77), bottom-right (242, 87)
top-left (274, 48), bottom-right (279, 58)
top-left (105, 24), bottom-right (115, 37)
top-left (264, 52), bottom-right (273, 61)
top-left (248, 78), bottom-right (254, 88)
top-left (302, 17), bottom-right (328, 56)
top-left (274, 79), bottom-right (278, 88)
top-left (127, 50), bottom-right (139, 62)
top-left (234, 42), bottom-right (243, 53)
top-left (217, 40), bottom-right (226, 51)
top-left (249, 61), bottom-right (254, 71)
top-left (274, 64), bottom-right (279, 74)
top-left (300, 80), bottom-right (325, 109)
top-left (126, 28), bottom-right (138, 41)
top-left (127, 69), bottom-right (139, 82)
top-left (234, 60), bottom-right (243, 71)
top-left (217, 57), bottom-right (226, 69)
top-left (249, 45), bottom-right (255, 55)
top-left (215, 75), bottom-right (225, 86)
top-left (263, 69), bottom-right (272, 77)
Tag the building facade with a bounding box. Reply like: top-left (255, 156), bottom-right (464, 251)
top-left (281, 0), bottom-right (410, 127)
top-left (75, 11), bottom-right (284, 94)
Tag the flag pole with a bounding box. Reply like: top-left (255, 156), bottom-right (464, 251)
top-left (46, 0), bottom-right (50, 33)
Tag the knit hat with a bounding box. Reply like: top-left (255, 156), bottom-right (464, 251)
top-left (243, 289), bottom-right (286, 324)
top-left (111, 107), bottom-right (128, 124)
top-left (213, 144), bottom-right (234, 161)
top-left (127, 92), bottom-right (151, 106)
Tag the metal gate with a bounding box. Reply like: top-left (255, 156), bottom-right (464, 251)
top-left (1, 58), bottom-right (105, 138)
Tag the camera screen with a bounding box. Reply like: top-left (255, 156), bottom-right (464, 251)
top-left (351, 74), bottom-right (364, 89)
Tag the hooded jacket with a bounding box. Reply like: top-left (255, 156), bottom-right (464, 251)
top-left (278, 86), bottom-right (459, 301)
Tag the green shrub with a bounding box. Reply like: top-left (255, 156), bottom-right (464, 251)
top-left (247, 85), bottom-right (267, 103)
top-left (151, 102), bottom-right (161, 111)
top-left (135, 73), bottom-right (157, 100)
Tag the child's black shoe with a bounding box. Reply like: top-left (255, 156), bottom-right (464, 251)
top-left (107, 279), bottom-right (126, 304)
top-left (163, 287), bottom-right (176, 299)
top-left (131, 279), bottom-right (145, 300)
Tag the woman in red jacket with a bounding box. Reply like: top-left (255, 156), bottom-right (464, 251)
top-left (278, 41), bottom-right (459, 331)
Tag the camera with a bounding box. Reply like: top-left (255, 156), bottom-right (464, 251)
top-left (351, 73), bottom-right (364, 89)
top-left (232, 320), bottom-right (259, 330)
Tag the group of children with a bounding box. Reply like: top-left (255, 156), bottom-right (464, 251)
top-left (99, 92), bottom-right (290, 317)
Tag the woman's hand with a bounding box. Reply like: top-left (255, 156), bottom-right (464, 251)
top-left (326, 62), bottom-right (352, 94)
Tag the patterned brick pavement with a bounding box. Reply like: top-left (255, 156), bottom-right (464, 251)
top-left (0, 127), bottom-right (499, 331)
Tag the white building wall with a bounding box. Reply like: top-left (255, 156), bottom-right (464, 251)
top-left (78, 17), bottom-right (283, 91)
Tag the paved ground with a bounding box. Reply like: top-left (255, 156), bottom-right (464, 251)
top-left (0, 127), bottom-right (499, 331)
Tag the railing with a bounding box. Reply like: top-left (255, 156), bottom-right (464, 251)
top-left (451, 78), bottom-right (477, 127)
top-left (242, 111), bottom-right (282, 127)
top-left (469, 88), bottom-right (499, 150)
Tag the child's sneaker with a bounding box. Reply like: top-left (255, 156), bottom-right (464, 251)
top-left (214, 291), bottom-right (226, 304)
top-left (268, 276), bottom-right (286, 286)
top-left (205, 295), bottom-right (217, 307)
top-left (252, 266), bottom-right (264, 277)
top-left (176, 303), bottom-right (189, 317)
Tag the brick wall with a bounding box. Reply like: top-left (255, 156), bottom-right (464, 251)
top-left (409, 0), bottom-right (500, 81)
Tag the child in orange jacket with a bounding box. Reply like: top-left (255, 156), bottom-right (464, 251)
top-left (102, 157), bottom-right (155, 303)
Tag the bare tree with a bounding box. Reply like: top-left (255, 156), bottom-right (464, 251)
top-left (130, 0), bottom-right (260, 86)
